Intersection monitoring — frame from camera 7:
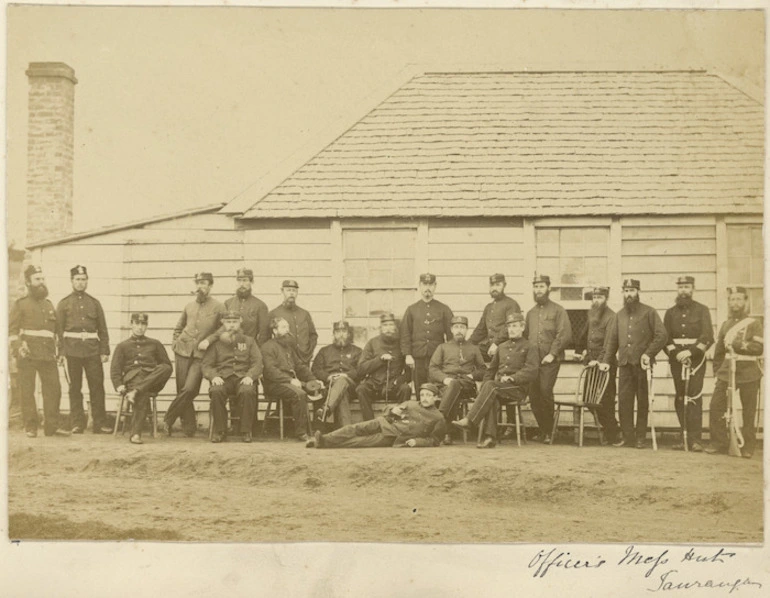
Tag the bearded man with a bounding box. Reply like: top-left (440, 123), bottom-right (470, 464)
top-left (267, 279), bottom-right (318, 366)
top-left (223, 268), bottom-right (270, 345)
top-left (470, 273), bottom-right (522, 362)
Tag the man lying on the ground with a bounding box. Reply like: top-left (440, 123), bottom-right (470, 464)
top-left (306, 383), bottom-right (446, 449)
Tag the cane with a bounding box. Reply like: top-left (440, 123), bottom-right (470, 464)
top-left (384, 360), bottom-right (390, 407)
top-left (646, 364), bottom-right (657, 451)
top-left (682, 358), bottom-right (691, 452)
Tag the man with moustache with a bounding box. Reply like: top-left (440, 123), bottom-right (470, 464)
top-left (9, 265), bottom-right (70, 437)
top-left (311, 321), bottom-right (363, 427)
top-left (163, 272), bottom-right (226, 437)
top-left (268, 280), bottom-right (318, 366)
top-left (429, 315), bottom-right (487, 444)
top-left (224, 268), bottom-right (270, 345)
top-left (110, 313), bottom-right (173, 444)
top-left (470, 273), bottom-right (522, 362)
top-left (262, 316), bottom-right (322, 441)
top-left (663, 276), bottom-right (714, 452)
top-left (706, 286), bottom-right (764, 459)
top-left (524, 274), bottom-right (572, 444)
top-left (582, 287), bottom-right (620, 445)
top-left (56, 265), bottom-right (112, 434)
top-left (202, 311), bottom-right (263, 443)
top-left (356, 313), bottom-right (412, 420)
top-left (599, 279), bottom-right (666, 449)
top-left (400, 273), bottom-right (454, 392)
top-left (453, 313), bottom-right (539, 448)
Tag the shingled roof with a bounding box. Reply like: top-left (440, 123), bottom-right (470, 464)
top-left (236, 71), bottom-right (764, 219)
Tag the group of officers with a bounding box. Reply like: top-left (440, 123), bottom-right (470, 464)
top-left (9, 264), bottom-right (763, 458)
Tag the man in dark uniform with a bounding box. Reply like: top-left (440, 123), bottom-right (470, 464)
top-left (306, 383), bottom-right (446, 449)
top-left (356, 313), bottom-right (412, 420)
top-left (9, 265), bottom-right (70, 437)
top-left (262, 316), bottom-right (322, 441)
top-left (202, 311), bottom-right (263, 443)
top-left (164, 272), bottom-right (225, 436)
top-left (706, 286), bottom-right (764, 459)
top-left (429, 315), bottom-right (486, 444)
top-left (400, 273), bottom-right (454, 392)
top-left (470, 273), bottom-right (521, 362)
top-left (268, 279), bottom-right (318, 366)
top-left (524, 274), bottom-right (572, 443)
top-left (582, 286), bottom-right (620, 445)
top-left (110, 313), bottom-right (173, 444)
top-left (663, 276), bottom-right (714, 452)
top-left (224, 268), bottom-right (270, 345)
top-left (311, 321), bottom-right (363, 427)
top-left (599, 279), bottom-right (666, 449)
top-left (453, 313), bottom-right (539, 448)
top-left (55, 265), bottom-right (111, 434)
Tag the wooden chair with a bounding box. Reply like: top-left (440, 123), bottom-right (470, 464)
top-left (261, 394), bottom-right (313, 440)
top-left (550, 364), bottom-right (610, 447)
top-left (478, 399), bottom-right (528, 447)
top-left (113, 394), bottom-right (158, 437)
top-left (208, 397), bottom-right (242, 440)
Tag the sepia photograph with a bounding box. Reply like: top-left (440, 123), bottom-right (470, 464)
top-left (2, 1), bottom-right (767, 594)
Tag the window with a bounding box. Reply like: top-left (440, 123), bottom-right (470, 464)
top-left (343, 228), bottom-right (417, 345)
top-left (727, 224), bottom-right (764, 317)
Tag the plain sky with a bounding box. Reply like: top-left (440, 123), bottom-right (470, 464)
top-left (5, 6), bottom-right (765, 246)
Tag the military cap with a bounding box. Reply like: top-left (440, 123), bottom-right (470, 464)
top-left (305, 380), bottom-right (324, 397)
top-left (282, 279), bottom-right (299, 289)
top-left (676, 276), bottom-right (695, 286)
top-left (505, 313), bottom-right (525, 325)
top-left (489, 273), bottom-right (506, 284)
top-left (130, 312), bottom-right (149, 324)
top-left (532, 274), bottom-right (551, 286)
top-left (236, 267), bottom-right (254, 281)
top-left (222, 310), bottom-right (242, 321)
top-left (727, 285), bottom-right (748, 297)
top-left (450, 316), bottom-right (469, 326)
top-left (419, 383), bottom-right (440, 396)
top-left (419, 273), bottom-right (437, 284)
top-left (333, 320), bottom-right (351, 331)
top-left (70, 264), bottom-right (88, 277)
top-left (380, 313), bottom-right (396, 324)
top-left (622, 278), bottom-right (641, 290)
top-left (24, 265), bottom-right (43, 280)
top-left (194, 272), bottom-right (214, 284)
top-left (592, 286), bottom-right (610, 297)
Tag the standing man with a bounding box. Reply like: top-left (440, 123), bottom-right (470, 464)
top-left (202, 311), bottom-right (263, 443)
top-left (599, 279), bottom-right (666, 449)
top-left (582, 287), bottom-right (620, 445)
top-left (268, 279), bottom-right (318, 366)
top-left (56, 265), bottom-right (111, 434)
top-left (524, 274), bottom-right (572, 444)
top-left (9, 265), bottom-right (69, 437)
top-left (429, 315), bottom-right (486, 444)
top-left (311, 321), bottom-right (363, 427)
top-left (110, 313), bottom-right (173, 444)
top-left (706, 286), bottom-right (764, 459)
top-left (225, 268), bottom-right (270, 345)
top-left (261, 316), bottom-right (322, 442)
top-left (400, 273), bottom-right (454, 392)
top-left (663, 276), bottom-right (714, 452)
top-left (356, 313), bottom-right (413, 420)
top-left (164, 272), bottom-right (225, 437)
top-left (470, 273), bottom-right (521, 362)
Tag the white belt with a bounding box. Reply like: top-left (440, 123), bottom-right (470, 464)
top-left (20, 329), bottom-right (55, 339)
top-left (63, 331), bottom-right (99, 340)
top-left (673, 338), bottom-right (698, 345)
top-left (729, 354), bottom-right (760, 362)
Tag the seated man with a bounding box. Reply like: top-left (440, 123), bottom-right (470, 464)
top-left (429, 315), bottom-right (486, 445)
top-left (356, 313), bottom-right (412, 419)
top-left (306, 383), bottom-right (446, 449)
top-left (311, 321), bottom-right (362, 427)
top-left (201, 310), bottom-right (263, 443)
top-left (110, 313), bottom-right (173, 444)
top-left (261, 316), bottom-right (322, 441)
top-left (453, 313), bottom-right (539, 448)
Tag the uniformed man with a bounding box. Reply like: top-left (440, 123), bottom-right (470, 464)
top-left (705, 286), bottom-right (764, 459)
top-left (470, 273), bottom-right (522, 361)
top-left (56, 265), bottom-right (111, 434)
top-left (9, 265), bottom-right (70, 437)
top-left (356, 313), bottom-right (412, 420)
top-left (582, 286), bottom-right (620, 445)
top-left (524, 274), bottom-right (572, 443)
top-left (599, 279), bottom-right (666, 449)
top-left (429, 315), bottom-right (486, 444)
top-left (224, 268), bottom-right (270, 345)
top-left (201, 311), bottom-right (263, 443)
top-left (311, 321), bottom-right (363, 427)
top-left (110, 313), bottom-right (173, 444)
top-left (663, 276), bottom-right (714, 452)
top-left (163, 272), bottom-right (226, 437)
top-left (400, 273), bottom-right (454, 392)
top-left (262, 316), bottom-right (322, 442)
top-left (306, 383), bottom-right (446, 449)
top-left (453, 313), bottom-right (539, 448)
top-left (268, 280), bottom-right (318, 366)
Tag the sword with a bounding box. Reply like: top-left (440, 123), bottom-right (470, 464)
top-left (682, 358), bottom-right (691, 452)
top-left (646, 364), bottom-right (657, 451)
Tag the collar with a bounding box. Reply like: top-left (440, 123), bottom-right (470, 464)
top-left (131, 334), bottom-right (146, 341)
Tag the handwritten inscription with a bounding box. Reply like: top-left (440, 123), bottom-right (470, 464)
top-left (528, 548), bottom-right (606, 579)
top-left (649, 570), bottom-right (762, 593)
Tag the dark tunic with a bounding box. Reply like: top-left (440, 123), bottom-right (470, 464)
top-left (600, 302), bottom-right (667, 366)
top-left (469, 295), bottom-right (522, 346)
top-left (586, 306), bottom-right (616, 364)
top-left (357, 334), bottom-right (410, 388)
top-left (261, 338), bottom-right (316, 386)
top-left (713, 314), bottom-right (763, 384)
top-left (311, 343), bottom-right (363, 382)
top-left (56, 291), bottom-right (110, 358)
top-left (201, 333), bottom-right (263, 381)
top-left (663, 299), bottom-right (714, 356)
top-left (399, 299), bottom-right (454, 359)
top-left (524, 299), bottom-right (572, 360)
top-left (110, 335), bottom-right (171, 389)
top-left (484, 336), bottom-right (540, 385)
top-left (268, 303), bottom-right (318, 364)
top-left (9, 295), bottom-right (58, 361)
top-left (224, 294), bottom-right (270, 345)
top-left (428, 339), bottom-right (486, 384)
top-left (172, 297), bottom-right (226, 359)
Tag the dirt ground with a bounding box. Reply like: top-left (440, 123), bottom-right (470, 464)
top-left (7, 429), bottom-right (764, 544)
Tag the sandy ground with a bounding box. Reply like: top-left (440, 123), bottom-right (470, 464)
top-left (7, 428), bottom-right (763, 544)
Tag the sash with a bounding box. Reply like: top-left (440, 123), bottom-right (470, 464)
top-left (724, 317), bottom-right (755, 348)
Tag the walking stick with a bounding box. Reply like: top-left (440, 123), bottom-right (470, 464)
top-left (682, 358), bottom-right (691, 452)
top-left (646, 364), bottom-right (657, 451)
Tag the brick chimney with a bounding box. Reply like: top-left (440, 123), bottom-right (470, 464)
top-left (25, 62), bottom-right (77, 247)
